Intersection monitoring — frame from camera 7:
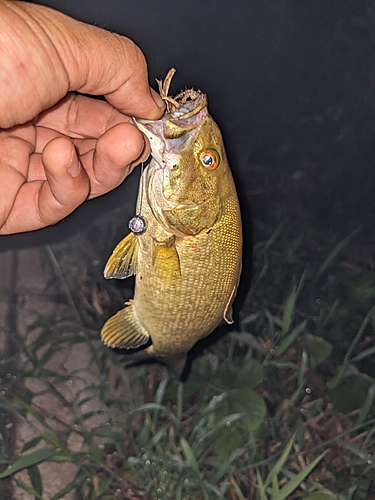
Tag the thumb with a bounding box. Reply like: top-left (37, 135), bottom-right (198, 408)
top-left (0, 1), bottom-right (165, 128)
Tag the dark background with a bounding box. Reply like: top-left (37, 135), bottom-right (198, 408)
top-left (1, 0), bottom-right (374, 252)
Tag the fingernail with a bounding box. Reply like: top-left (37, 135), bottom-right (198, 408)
top-left (67, 145), bottom-right (81, 178)
top-left (150, 87), bottom-right (166, 110)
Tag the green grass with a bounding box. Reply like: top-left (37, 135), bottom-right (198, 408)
top-left (1, 213), bottom-right (374, 499)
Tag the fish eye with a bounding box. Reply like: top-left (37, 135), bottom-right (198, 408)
top-left (199, 149), bottom-right (220, 170)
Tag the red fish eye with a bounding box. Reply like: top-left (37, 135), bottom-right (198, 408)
top-left (199, 149), bottom-right (219, 170)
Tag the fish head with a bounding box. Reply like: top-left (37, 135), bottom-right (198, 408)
top-left (134, 92), bottom-right (228, 236)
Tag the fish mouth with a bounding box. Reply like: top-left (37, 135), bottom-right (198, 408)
top-left (162, 91), bottom-right (208, 139)
top-left (134, 91), bottom-right (208, 166)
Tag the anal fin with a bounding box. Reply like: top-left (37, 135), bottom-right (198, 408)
top-left (101, 303), bottom-right (150, 349)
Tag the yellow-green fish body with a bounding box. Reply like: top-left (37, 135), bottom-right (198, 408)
top-left (101, 84), bottom-right (242, 374)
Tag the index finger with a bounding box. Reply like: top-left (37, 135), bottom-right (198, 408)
top-left (18, 2), bottom-right (166, 119)
top-left (1, 2), bottom-right (165, 128)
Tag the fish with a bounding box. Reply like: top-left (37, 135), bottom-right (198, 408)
top-left (101, 69), bottom-right (242, 375)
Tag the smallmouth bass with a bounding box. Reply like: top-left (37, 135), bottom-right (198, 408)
top-left (101, 69), bottom-right (242, 375)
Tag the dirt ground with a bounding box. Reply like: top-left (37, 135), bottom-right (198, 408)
top-left (0, 247), bottom-right (106, 500)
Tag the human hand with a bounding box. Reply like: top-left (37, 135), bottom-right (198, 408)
top-left (0, 1), bottom-right (165, 234)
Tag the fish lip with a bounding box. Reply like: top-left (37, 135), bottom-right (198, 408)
top-left (133, 91), bottom-right (208, 157)
top-left (169, 92), bottom-right (207, 122)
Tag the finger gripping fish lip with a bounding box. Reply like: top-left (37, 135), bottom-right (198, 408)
top-left (135, 93), bottom-right (207, 144)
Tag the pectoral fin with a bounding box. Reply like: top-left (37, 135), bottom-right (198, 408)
top-left (101, 303), bottom-right (150, 349)
top-left (104, 232), bottom-right (138, 279)
top-left (152, 236), bottom-right (181, 278)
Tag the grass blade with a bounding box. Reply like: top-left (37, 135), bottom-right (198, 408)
top-left (274, 451), bottom-right (327, 500)
top-left (180, 437), bottom-right (200, 475)
top-left (277, 320), bottom-right (307, 356)
top-left (0, 448), bottom-right (58, 479)
top-left (357, 384), bottom-right (375, 426)
top-left (266, 433), bottom-right (296, 487)
top-left (50, 478), bottom-right (83, 500)
top-left (256, 468), bottom-right (267, 500)
top-left (351, 345), bottom-right (375, 363)
top-left (314, 228), bottom-right (361, 281)
top-left (331, 306), bottom-right (375, 389)
top-left (280, 270), bottom-right (307, 338)
top-left (281, 287), bottom-right (297, 336)
top-left (28, 464), bottom-right (43, 498)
